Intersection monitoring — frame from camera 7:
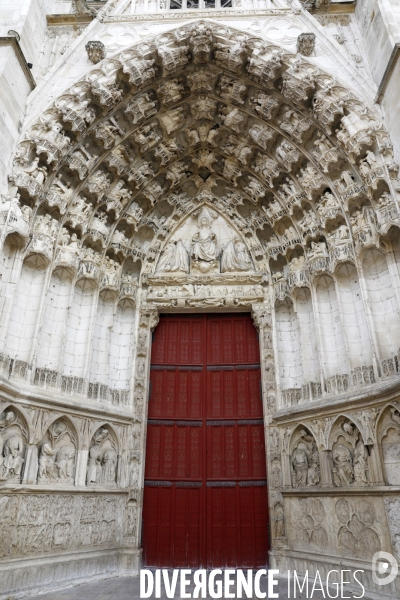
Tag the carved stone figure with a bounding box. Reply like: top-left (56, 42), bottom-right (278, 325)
top-left (299, 210), bottom-right (319, 232)
top-left (38, 420), bottom-right (76, 484)
top-left (291, 444), bottom-right (309, 486)
top-left (307, 444), bottom-right (321, 486)
top-left (308, 240), bottom-right (328, 259)
top-left (297, 33), bottom-right (316, 56)
top-left (22, 157), bottom-right (48, 184)
top-left (38, 442), bottom-right (57, 480)
top-left (86, 444), bottom-right (103, 484)
top-left (187, 68), bottom-right (214, 93)
top-left (86, 427), bottom-right (117, 486)
top-left (157, 240), bottom-right (189, 273)
top-left (290, 429), bottom-right (320, 487)
top-left (159, 107), bottom-right (187, 135)
top-left (333, 444), bottom-right (354, 486)
top-left (353, 436), bottom-right (369, 484)
top-left (274, 503), bottom-right (285, 538)
top-left (219, 74), bottom-right (247, 105)
top-left (2, 434), bottom-right (24, 479)
top-left (125, 500), bottom-right (138, 537)
top-left (102, 448), bottom-right (118, 484)
top-left (0, 410), bottom-right (25, 482)
top-left (221, 238), bottom-right (253, 272)
top-left (191, 206), bottom-right (219, 271)
top-left (85, 41), bottom-right (105, 64)
top-left (270, 458), bottom-right (282, 488)
top-left (56, 443), bottom-right (75, 480)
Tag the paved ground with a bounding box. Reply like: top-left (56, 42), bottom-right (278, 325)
top-left (24, 573), bottom-right (375, 600)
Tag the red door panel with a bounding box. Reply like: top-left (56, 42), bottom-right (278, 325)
top-left (148, 368), bottom-right (204, 419)
top-left (145, 423), bottom-right (203, 480)
top-left (207, 368), bottom-right (263, 419)
top-left (207, 423), bottom-right (267, 480)
top-left (143, 484), bottom-right (203, 567)
top-left (143, 314), bottom-right (269, 568)
top-left (151, 316), bottom-right (204, 365)
top-left (207, 315), bottom-right (260, 365)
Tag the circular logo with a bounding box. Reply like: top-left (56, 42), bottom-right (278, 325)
top-left (372, 551), bottom-right (399, 586)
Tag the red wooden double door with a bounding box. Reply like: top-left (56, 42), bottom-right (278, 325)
top-left (142, 314), bottom-right (269, 568)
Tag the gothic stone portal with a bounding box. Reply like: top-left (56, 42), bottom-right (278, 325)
top-left (142, 313), bottom-right (269, 567)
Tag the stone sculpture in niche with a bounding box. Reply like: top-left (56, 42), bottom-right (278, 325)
top-left (331, 419), bottom-right (369, 486)
top-left (332, 444), bottom-right (354, 485)
top-left (86, 427), bottom-right (117, 486)
top-left (221, 238), bottom-right (253, 272)
top-left (378, 406), bottom-right (400, 484)
top-left (124, 499), bottom-right (138, 538)
top-left (273, 502), bottom-right (285, 538)
top-left (270, 457), bottom-right (282, 488)
top-left (156, 240), bottom-right (189, 273)
top-left (191, 206), bottom-right (219, 273)
top-left (38, 419), bottom-right (76, 484)
top-left (291, 428), bottom-right (320, 487)
top-left (0, 410), bottom-right (26, 482)
top-left (291, 443), bottom-right (309, 486)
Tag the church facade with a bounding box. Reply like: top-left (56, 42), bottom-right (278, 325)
top-left (0, 0), bottom-right (400, 596)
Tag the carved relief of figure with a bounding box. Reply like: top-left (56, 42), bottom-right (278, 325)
top-left (137, 329), bottom-right (148, 356)
top-left (191, 206), bottom-right (219, 267)
top-left (291, 444), bottom-right (309, 486)
top-left (291, 429), bottom-right (320, 487)
top-left (86, 444), bottom-right (103, 484)
top-left (38, 442), bottom-right (57, 480)
top-left (317, 190), bottom-right (341, 219)
top-left (23, 157), bottom-right (48, 184)
top-left (125, 500), bottom-right (138, 537)
top-left (128, 452), bottom-right (139, 488)
top-left (353, 436), bottom-right (369, 484)
top-left (157, 240), bottom-right (189, 273)
top-left (55, 443), bottom-right (75, 480)
top-left (332, 444), bottom-right (354, 486)
top-left (270, 458), bottom-right (282, 488)
top-left (274, 503), bottom-right (285, 538)
top-left (308, 240), bottom-right (328, 260)
top-left (308, 444), bottom-right (321, 486)
top-left (102, 448), bottom-right (118, 485)
top-left (2, 434), bottom-right (24, 479)
top-left (299, 210), bottom-right (319, 232)
top-left (38, 420), bottom-right (76, 484)
top-left (86, 427), bottom-right (117, 486)
top-left (221, 238), bottom-right (253, 272)
top-left (0, 410), bottom-right (26, 482)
